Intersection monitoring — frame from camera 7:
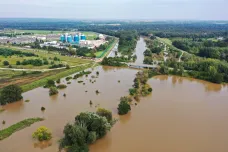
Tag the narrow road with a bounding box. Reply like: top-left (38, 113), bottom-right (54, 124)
top-left (163, 44), bottom-right (168, 62)
top-left (178, 51), bottom-right (184, 62)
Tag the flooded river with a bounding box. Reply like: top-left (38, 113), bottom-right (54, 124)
top-left (1, 38), bottom-right (228, 152)
top-left (134, 37), bottom-right (146, 64)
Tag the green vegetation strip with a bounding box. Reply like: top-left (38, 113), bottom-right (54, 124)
top-left (0, 117), bottom-right (44, 140)
top-left (96, 39), bottom-right (117, 58)
top-left (21, 63), bottom-right (93, 92)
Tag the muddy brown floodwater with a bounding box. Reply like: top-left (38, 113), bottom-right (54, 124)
top-left (1, 37), bottom-right (228, 152)
top-left (1, 66), bottom-right (228, 152)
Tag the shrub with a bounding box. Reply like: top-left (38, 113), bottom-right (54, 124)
top-left (96, 108), bottom-right (113, 122)
top-left (49, 87), bottom-right (58, 96)
top-left (118, 100), bottom-right (131, 115)
top-left (41, 107), bottom-right (45, 111)
top-left (148, 88), bottom-right (153, 92)
top-left (66, 76), bottom-right (72, 81)
top-left (57, 84), bottom-right (67, 89)
top-left (67, 82), bottom-right (71, 84)
top-left (16, 61), bottom-right (21, 65)
top-left (120, 96), bottom-right (132, 102)
top-left (0, 85), bottom-right (23, 105)
top-left (32, 126), bottom-right (52, 141)
top-left (56, 79), bottom-right (61, 84)
top-left (3, 60), bottom-right (9, 66)
top-left (25, 100), bottom-right (30, 102)
top-left (45, 80), bottom-right (55, 88)
top-left (66, 65), bottom-right (70, 69)
top-left (95, 90), bottom-right (100, 94)
top-left (2, 120), bottom-right (5, 124)
top-left (129, 88), bottom-right (137, 96)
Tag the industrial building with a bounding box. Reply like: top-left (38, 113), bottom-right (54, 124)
top-left (60, 33), bottom-right (86, 44)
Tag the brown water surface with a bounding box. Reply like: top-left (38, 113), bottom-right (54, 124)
top-left (0, 68), bottom-right (228, 152)
top-left (1, 37), bottom-right (228, 152)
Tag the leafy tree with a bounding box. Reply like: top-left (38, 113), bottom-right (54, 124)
top-left (86, 131), bottom-right (96, 144)
top-left (75, 112), bottom-right (111, 139)
top-left (46, 79), bottom-right (55, 87)
top-left (148, 88), bottom-right (153, 92)
top-left (129, 88), bottom-right (137, 95)
top-left (60, 112), bottom-right (112, 151)
top-left (118, 99), bottom-right (131, 115)
top-left (0, 85), bottom-right (23, 105)
top-left (49, 87), bottom-right (58, 96)
top-left (16, 61), bottom-right (21, 65)
top-left (96, 108), bottom-right (112, 122)
top-left (3, 60), bottom-right (9, 66)
top-left (32, 126), bottom-right (52, 141)
top-left (159, 64), bottom-right (169, 74)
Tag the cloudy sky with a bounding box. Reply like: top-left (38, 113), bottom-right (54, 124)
top-left (0, 0), bottom-right (227, 20)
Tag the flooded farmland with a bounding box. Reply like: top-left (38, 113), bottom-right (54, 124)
top-left (1, 38), bottom-right (228, 152)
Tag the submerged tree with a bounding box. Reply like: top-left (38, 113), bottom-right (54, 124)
top-left (118, 97), bottom-right (131, 115)
top-left (0, 85), bottom-right (23, 105)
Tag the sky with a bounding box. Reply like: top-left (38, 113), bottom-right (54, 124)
top-left (0, 0), bottom-right (227, 20)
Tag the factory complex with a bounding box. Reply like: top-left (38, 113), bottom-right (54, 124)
top-left (0, 30), bottom-right (107, 50)
top-left (41, 32), bottom-right (106, 49)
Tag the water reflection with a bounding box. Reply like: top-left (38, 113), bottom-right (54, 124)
top-left (33, 140), bottom-right (52, 149)
top-left (154, 75), bottom-right (227, 92)
top-left (119, 112), bottom-right (131, 124)
top-left (2, 100), bottom-right (24, 112)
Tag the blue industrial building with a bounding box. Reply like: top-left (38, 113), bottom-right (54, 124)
top-left (74, 35), bottom-right (80, 43)
top-left (81, 35), bottom-right (86, 40)
top-left (60, 35), bottom-right (65, 42)
top-left (67, 36), bottom-right (72, 43)
top-left (60, 33), bottom-right (86, 43)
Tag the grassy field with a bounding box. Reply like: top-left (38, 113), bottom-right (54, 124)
top-left (14, 30), bottom-right (98, 40)
top-left (0, 46), bottom-right (92, 69)
top-left (0, 63), bottom-right (92, 92)
top-left (156, 37), bottom-right (173, 45)
top-left (0, 118), bottom-right (44, 140)
top-left (21, 63), bottom-right (92, 92)
top-left (0, 45), bottom-right (94, 92)
top-left (0, 70), bottom-right (24, 79)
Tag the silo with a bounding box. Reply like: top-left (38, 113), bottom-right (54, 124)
top-left (74, 35), bottom-right (80, 42)
top-left (60, 35), bottom-right (65, 42)
top-left (81, 34), bottom-right (86, 40)
top-left (74, 35), bottom-right (80, 43)
top-left (67, 35), bottom-right (72, 43)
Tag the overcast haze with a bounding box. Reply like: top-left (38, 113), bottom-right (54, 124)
top-left (0, 0), bottom-right (227, 20)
